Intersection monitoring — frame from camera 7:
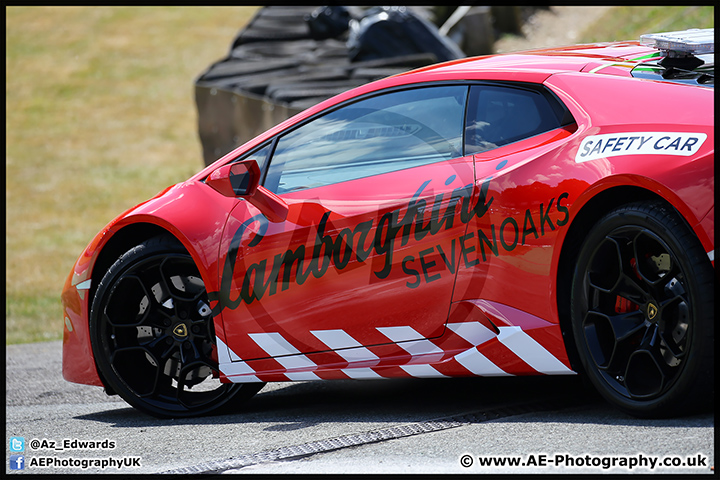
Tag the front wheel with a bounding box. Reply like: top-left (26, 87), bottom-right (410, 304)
top-left (570, 202), bottom-right (713, 417)
top-left (89, 235), bottom-right (264, 418)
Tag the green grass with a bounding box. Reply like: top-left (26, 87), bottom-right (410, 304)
top-left (6, 6), bottom-right (259, 344)
top-left (579, 6), bottom-right (714, 43)
top-left (4, 6), bottom-right (715, 344)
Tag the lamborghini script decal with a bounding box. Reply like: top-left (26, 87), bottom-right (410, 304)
top-left (209, 176), bottom-right (571, 315)
top-left (575, 132), bottom-right (707, 163)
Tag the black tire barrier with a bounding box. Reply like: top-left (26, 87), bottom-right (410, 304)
top-left (194, 6), bottom-right (542, 166)
top-left (195, 6), bottom-right (465, 166)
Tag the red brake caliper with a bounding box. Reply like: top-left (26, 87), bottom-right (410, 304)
top-left (615, 257), bottom-right (641, 313)
top-left (615, 296), bottom-right (638, 313)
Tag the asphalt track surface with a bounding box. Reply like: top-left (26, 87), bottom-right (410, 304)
top-left (6, 341), bottom-right (714, 474)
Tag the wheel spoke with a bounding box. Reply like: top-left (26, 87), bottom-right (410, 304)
top-left (582, 310), bottom-right (646, 370)
top-left (136, 263), bottom-right (168, 307)
top-left (160, 256), bottom-right (206, 302)
top-left (633, 230), bottom-right (672, 281)
top-left (658, 295), bottom-right (690, 359)
top-left (623, 324), bottom-right (680, 398)
top-left (608, 310), bottom-right (647, 342)
top-left (175, 360), bottom-right (227, 409)
top-left (611, 273), bottom-right (648, 305)
top-left (188, 319), bottom-right (210, 340)
top-left (651, 265), bottom-right (681, 296)
top-left (178, 340), bottom-right (199, 365)
top-left (144, 334), bottom-right (178, 362)
top-left (587, 235), bottom-right (649, 304)
top-left (109, 345), bottom-right (162, 397)
top-left (104, 275), bottom-right (151, 327)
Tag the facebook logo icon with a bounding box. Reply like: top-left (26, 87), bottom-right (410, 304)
top-left (10, 455), bottom-right (25, 470)
top-left (9, 437), bottom-right (25, 452)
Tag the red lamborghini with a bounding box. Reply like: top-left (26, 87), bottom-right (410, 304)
top-left (62, 29), bottom-right (714, 418)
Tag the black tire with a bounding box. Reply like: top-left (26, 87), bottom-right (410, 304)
top-left (89, 235), bottom-right (264, 418)
top-left (570, 202), bottom-right (714, 417)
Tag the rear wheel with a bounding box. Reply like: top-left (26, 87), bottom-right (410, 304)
top-left (90, 235), bottom-right (263, 418)
top-left (570, 202), bottom-right (713, 417)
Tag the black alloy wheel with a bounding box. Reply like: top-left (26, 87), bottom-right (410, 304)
top-left (90, 235), bottom-right (263, 418)
top-left (570, 202), bottom-right (714, 417)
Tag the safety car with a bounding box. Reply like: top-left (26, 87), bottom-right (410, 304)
top-left (62, 28), bottom-right (714, 418)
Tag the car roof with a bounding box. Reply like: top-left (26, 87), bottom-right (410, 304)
top-left (410, 30), bottom-right (714, 83)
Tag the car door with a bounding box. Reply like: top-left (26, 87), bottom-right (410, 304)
top-left (217, 85), bottom-right (478, 365)
top-left (452, 82), bottom-right (579, 308)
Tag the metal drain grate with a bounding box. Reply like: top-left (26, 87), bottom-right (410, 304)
top-left (162, 398), bottom-right (576, 474)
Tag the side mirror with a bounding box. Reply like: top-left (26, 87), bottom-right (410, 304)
top-left (206, 160), bottom-right (288, 223)
top-left (206, 160), bottom-right (260, 197)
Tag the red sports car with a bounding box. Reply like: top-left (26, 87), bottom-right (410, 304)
top-left (62, 29), bottom-right (714, 418)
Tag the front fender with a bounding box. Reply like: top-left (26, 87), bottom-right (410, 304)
top-left (62, 181), bottom-right (238, 386)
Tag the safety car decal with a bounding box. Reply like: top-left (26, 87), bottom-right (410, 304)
top-left (576, 132), bottom-right (707, 163)
top-left (216, 320), bottom-right (574, 383)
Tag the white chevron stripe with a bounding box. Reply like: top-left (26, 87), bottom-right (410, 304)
top-left (273, 354), bottom-right (317, 370)
top-left (216, 337), bottom-right (233, 364)
top-left (454, 347), bottom-right (510, 376)
top-left (342, 367), bottom-right (384, 379)
top-left (447, 321), bottom-right (497, 346)
top-left (229, 348), bottom-right (242, 362)
top-left (311, 329), bottom-right (379, 362)
top-left (248, 332), bottom-right (302, 357)
top-left (376, 325), bottom-right (424, 342)
top-left (377, 326), bottom-right (443, 356)
top-left (400, 364), bottom-right (446, 378)
top-left (285, 371), bottom-right (321, 380)
top-left (231, 376), bottom-right (264, 383)
top-left (497, 326), bottom-right (574, 374)
top-left (215, 337), bottom-right (261, 381)
top-left (248, 332), bottom-right (319, 378)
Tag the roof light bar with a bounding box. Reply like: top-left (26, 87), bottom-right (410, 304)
top-left (640, 28), bottom-right (714, 57)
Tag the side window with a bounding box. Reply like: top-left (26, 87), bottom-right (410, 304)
top-left (465, 85), bottom-right (568, 154)
top-left (264, 86), bottom-right (468, 194)
top-left (233, 142), bottom-right (272, 171)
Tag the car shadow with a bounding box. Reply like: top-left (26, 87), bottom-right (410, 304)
top-left (75, 374), bottom-right (713, 429)
top-left (76, 375), bottom-right (598, 426)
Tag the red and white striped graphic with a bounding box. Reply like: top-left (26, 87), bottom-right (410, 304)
top-left (311, 329), bottom-right (382, 379)
top-left (248, 332), bottom-right (320, 380)
top-left (217, 318), bottom-right (574, 383)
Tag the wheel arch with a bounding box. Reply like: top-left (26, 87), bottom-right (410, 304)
top-left (85, 222), bottom-right (176, 392)
top-left (555, 185), bottom-right (694, 372)
top-left (89, 223), bottom-right (175, 307)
